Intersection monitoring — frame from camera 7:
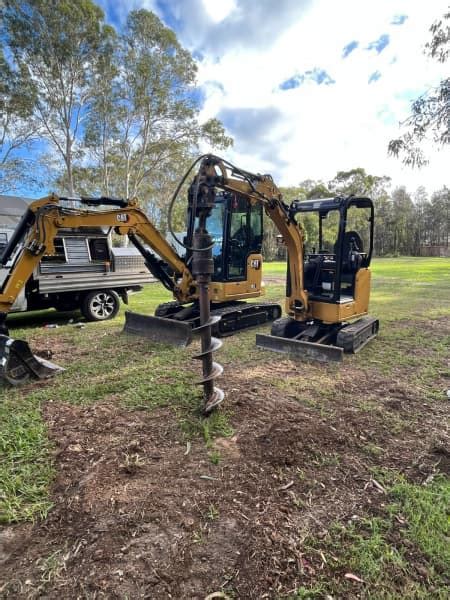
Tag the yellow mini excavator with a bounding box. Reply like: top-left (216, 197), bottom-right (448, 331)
top-left (0, 155), bottom-right (378, 413)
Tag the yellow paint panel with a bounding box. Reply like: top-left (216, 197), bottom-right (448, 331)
top-left (210, 253), bottom-right (263, 301)
top-left (354, 268), bottom-right (371, 314)
top-left (289, 268), bottom-right (371, 324)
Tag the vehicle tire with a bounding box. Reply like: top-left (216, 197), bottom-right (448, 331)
top-left (81, 290), bottom-right (120, 322)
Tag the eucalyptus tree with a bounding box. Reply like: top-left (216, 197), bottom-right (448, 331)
top-left (2, 0), bottom-right (112, 196)
top-left (328, 168), bottom-right (392, 254)
top-left (0, 47), bottom-right (40, 192)
top-left (429, 187), bottom-right (450, 246)
top-left (328, 168), bottom-right (391, 199)
top-left (391, 187), bottom-right (416, 254)
top-left (389, 10), bottom-right (449, 167)
top-left (83, 9), bottom-right (232, 202)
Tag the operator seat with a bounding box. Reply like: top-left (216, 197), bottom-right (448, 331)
top-left (337, 231), bottom-right (363, 273)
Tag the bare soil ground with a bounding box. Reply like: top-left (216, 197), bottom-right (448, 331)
top-left (1, 317), bottom-right (449, 599)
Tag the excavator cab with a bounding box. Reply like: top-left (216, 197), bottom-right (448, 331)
top-left (152, 189), bottom-right (281, 337)
top-left (184, 192), bottom-right (264, 282)
top-left (295, 196), bottom-right (374, 308)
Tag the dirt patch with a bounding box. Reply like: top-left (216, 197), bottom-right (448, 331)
top-left (1, 346), bottom-right (449, 598)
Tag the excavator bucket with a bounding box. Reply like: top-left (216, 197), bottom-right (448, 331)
top-left (123, 311), bottom-right (193, 347)
top-left (255, 333), bottom-right (344, 363)
top-left (0, 335), bottom-right (64, 386)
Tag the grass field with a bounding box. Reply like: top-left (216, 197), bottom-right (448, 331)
top-left (1, 257), bottom-right (449, 598)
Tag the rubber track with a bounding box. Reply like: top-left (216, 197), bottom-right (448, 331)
top-left (155, 301), bottom-right (282, 337)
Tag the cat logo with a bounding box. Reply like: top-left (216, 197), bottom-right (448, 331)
top-left (117, 213), bottom-right (129, 222)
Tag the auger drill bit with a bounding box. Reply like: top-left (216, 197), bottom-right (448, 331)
top-left (191, 216), bottom-right (224, 415)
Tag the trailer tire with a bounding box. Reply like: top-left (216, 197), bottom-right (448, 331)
top-left (81, 290), bottom-right (120, 322)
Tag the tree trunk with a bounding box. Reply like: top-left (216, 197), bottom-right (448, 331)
top-left (65, 137), bottom-right (76, 207)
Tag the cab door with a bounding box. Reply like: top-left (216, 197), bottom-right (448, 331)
top-left (225, 194), bottom-right (263, 281)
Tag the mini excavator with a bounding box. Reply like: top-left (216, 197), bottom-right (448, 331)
top-left (0, 155), bottom-right (378, 413)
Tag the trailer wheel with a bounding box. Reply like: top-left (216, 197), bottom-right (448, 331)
top-left (81, 290), bottom-right (120, 321)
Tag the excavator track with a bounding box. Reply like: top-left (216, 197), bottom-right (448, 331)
top-left (336, 316), bottom-right (379, 353)
top-left (155, 301), bottom-right (282, 337)
top-left (256, 315), bottom-right (379, 362)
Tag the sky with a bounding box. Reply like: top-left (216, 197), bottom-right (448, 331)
top-left (87, 1), bottom-right (449, 192)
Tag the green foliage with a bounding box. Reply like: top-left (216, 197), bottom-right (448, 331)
top-left (2, 0), bottom-right (110, 195)
top-left (0, 393), bottom-right (54, 523)
top-left (389, 10), bottom-right (449, 167)
top-left (0, 45), bottom-right (42, 192)
top-left (1, 1), bottom-right (231, 200)
top-left (276, 169), bottom-right (448, 259)
top-left (329, 167), bottom-right (391, 197)
top-left (80, 7), bottom-right (232, 203)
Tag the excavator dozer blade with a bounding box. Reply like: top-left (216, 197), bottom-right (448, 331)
top-left (255, 333), bottom-right (344, 363)
top-left (0, 335), bottom-right (64, 386)
top-left (123, 311), bottom-right (193, 347)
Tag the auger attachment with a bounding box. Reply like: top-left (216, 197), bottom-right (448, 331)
top-left (192, 314), bottom-right (224, 414)
top-left (122, 211), bottom-right (224, 414)
top-left (191, 230), bottom-right (224, 415)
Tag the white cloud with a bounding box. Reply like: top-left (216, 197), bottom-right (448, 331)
top-left (202, 0), bottom-right (237, 24)
top-left (105, 0), bottom-right (449, 192)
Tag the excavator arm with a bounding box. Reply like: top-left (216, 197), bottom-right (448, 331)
top-left (0, 195), bottom-right (196, 318)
